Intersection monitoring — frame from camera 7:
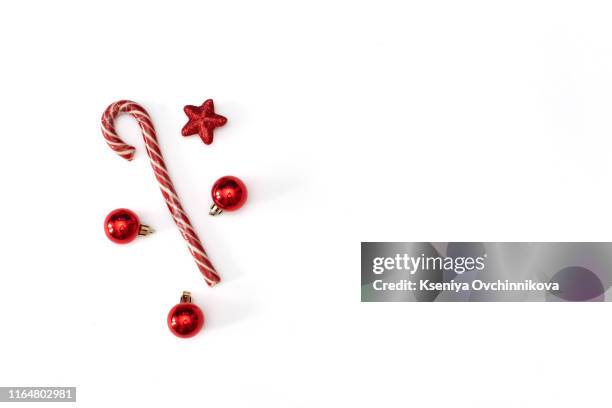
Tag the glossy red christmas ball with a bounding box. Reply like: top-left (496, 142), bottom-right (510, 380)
top-left (104, 208), bottom-right (141, 244)
top-left (210, 176), bottom-right (247, 215)
top-left (167, 297), bottom-right (205, 338)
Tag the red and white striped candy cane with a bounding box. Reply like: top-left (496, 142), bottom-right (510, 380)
top-left (101, 100), bottom-right (220, 286)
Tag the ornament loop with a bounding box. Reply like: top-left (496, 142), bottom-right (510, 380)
top-left (180, 291), bottom-right (192, 303)
top-left (209, 204), bottom-right (223, 216)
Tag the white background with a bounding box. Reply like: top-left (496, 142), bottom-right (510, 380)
top-left (0, 1), bottom-right (611, 406)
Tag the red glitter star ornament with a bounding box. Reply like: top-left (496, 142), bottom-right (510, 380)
top-left (181, 99), bottom-right (227, 145)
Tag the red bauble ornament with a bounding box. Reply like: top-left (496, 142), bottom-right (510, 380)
top-left (104, 208), bottom-right (153, 244)
top-left (209, 176), bottom-right (248, 215)
top-left (181, 99), bottom-right (227, 145)
top-left (167, 292), bottom-right (204, 338)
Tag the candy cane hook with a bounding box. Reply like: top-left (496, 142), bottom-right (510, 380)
top-left (101, 100), bottom-right (220, 286)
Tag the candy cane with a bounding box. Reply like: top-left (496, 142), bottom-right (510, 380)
top-left (101, 100), bottom-right (220, 286)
